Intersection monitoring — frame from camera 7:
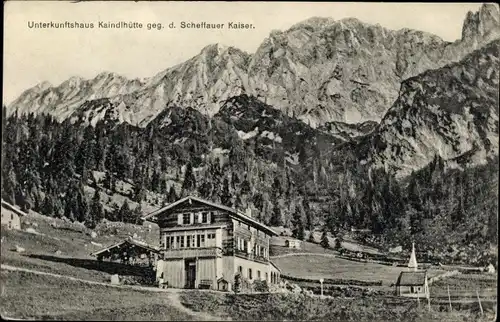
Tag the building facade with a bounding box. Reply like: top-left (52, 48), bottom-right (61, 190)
top-left (1, 200), bottom-right (26, 230)
top-left (142, 196), bottom-right (281, 291)
top-left (285, 239), bottom-right (301, 249)
top-left (91, 237), bottom-right (160, 267)
top-left (395, 271), bottom-right (430, 298)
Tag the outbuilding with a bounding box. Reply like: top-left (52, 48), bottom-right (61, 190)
top-left (1, 200), bottom-right (27, 230)
top-left (395, 271), bottom-right (429, 298)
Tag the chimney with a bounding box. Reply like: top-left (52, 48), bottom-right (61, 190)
top-left (245, 207), bottom-right (252, 218)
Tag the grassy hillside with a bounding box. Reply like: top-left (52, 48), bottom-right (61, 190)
top-left (0, 270), bottom-right (195, 320)
top-left (273, 255), bottom-right (446, 285)
top-left (1, 207), bottom-right (159, 283)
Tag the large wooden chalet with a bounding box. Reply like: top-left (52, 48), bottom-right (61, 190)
top-left (142, 196), bottom-right (281, 291)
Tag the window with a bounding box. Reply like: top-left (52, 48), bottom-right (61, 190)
top-left (248, 268), bottom-right (253, 280)
top-left (178, 236), bottom-right (184, 248)
top-left (200, 234), bottom-right (205, 247)
top-left (165, 235), bottom-right (170, 249)
top-left (266, 272), bottom-right (268, 281)
top-left (202, 212), bottom-right (208, 223)
top-left (187, 236), bottom-right (192, 248)
top-left (238, 266), bottom-right (243, 274)
top-left (257, 270), bottom-right (261, 279)
top-left (183, 213), bottom-right (190, 225)
top-left (191, 235), bottom-right (196, 247)
top-left (11, 214), bottom-right (14, 220)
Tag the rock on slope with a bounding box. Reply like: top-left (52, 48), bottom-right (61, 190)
top-left (357, 39), bottom-right (499, 177)
top-left (7, 4), bottom-right (500, 128)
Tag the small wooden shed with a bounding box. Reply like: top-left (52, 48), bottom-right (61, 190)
top-left (285, 239), bottom-right (301, 249)
top-left (217, 277), bottom-right (230, 292)
top-left (91, 237), bottom-right (160, 267)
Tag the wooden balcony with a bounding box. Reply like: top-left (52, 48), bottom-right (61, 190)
top-left (162, 247), bottom-right (222, 259)
top-left (234, 249), bottom-right (269, 264)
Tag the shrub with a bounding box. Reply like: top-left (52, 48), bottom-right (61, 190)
top-left (253, 279), bottom-right (269, 292)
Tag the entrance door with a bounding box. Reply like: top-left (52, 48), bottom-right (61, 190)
top-left (185, 259), bottom-right (196, 289)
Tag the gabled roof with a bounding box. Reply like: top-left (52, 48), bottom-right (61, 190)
top-left (270, 261), bottom-right (282, 272)
top-left (396, 271), bottom-right (427, 286)
top-left (1, 200), bottom-right (28, 217)
top-left (141, 195), bottom-right (278, 236)
top-left (91, 237), bottom-right (160, 257)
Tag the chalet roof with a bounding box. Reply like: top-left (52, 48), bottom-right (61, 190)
top-left (1, 200), bottom-right (28, 217)
top-left (141, 196), bottom-right (278, 236)
top-left (270, 261), bottom-right (282, 273)
top-left (91, 237), bottom-right (160, 257)
top-left (396, 271), bottom-right (427, 286)
top-left (217, 277), bottom-right (228, 283)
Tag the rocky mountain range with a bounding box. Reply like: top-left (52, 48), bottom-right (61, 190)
top-left (5, 4), bottom-right (500, 177)
top-left (8, 4), bottom-right (500, 129)
top-left (329, 39), bottom-right (499, 177)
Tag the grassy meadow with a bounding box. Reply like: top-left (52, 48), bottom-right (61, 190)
top-left (0, 270), bottom-right (197, 320)
top-left (273, 254), bottom-right (446, 285)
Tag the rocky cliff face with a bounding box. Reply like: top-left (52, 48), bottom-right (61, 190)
top-left (357, 39), bottom-right (499, 177)
top-left (9, 73), bottom-right (145, 123)
top-left (246, 4), bottom-right (499, 127)
top-left (7, 4), bottom-right (500, 129)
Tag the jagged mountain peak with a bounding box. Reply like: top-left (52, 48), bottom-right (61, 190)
top-left (94, 71), bottom-right (124, 80)
top-left (462, 3), bottom-right (500, 43)
top-left (288, 17), bottom-right (336, 31)
top-left (33, 81), bottom-right (52, 92)
top-left (200, 43), bottom-right (229, 54)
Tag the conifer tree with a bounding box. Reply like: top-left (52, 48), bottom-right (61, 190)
top-left (320, 227), bottom-right (330, 249)
top-left (308, 231), bottom-right (316, 243)
top-left (270, 203), bottom-right (283, 227)
top-left (89, 189), bottom-right (104, 228)
top-left (220, 178), bottom-right (232, 206)
top-left (181, 163), bottom-right (196, 195)
top-left (166, 186), bottom-right (178, 203)
top-left (291, 208), bottom-right (305, 240)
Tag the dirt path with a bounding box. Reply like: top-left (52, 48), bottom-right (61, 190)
top-left (1, 264), bottom-right (226, 321)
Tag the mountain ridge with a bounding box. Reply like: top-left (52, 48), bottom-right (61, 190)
top-left (7, 4), bottom-right (500, 128)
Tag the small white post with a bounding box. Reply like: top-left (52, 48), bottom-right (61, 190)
top-left (319, 278), bottom-right (324, 298)
top-left (476, 290), bottom-right (483, 316)
top-left (447, 286), bottom-right (452, 312)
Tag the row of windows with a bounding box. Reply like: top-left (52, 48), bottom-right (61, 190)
top-left (235, 237), bottom-right (268, 258)
top-left (236, 221), bottom-right (267, 238)
top-left (163, 233), bottom-right (217, 249)
top-left (179, 211), bottom-right (214, 225)
top-left (237, 265), bottom-right (266, 281)
top-left (236, 266), bottom-right (280, 283)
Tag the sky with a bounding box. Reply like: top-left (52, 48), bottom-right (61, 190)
top-left (3, 1), bottom-right (485, 105)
